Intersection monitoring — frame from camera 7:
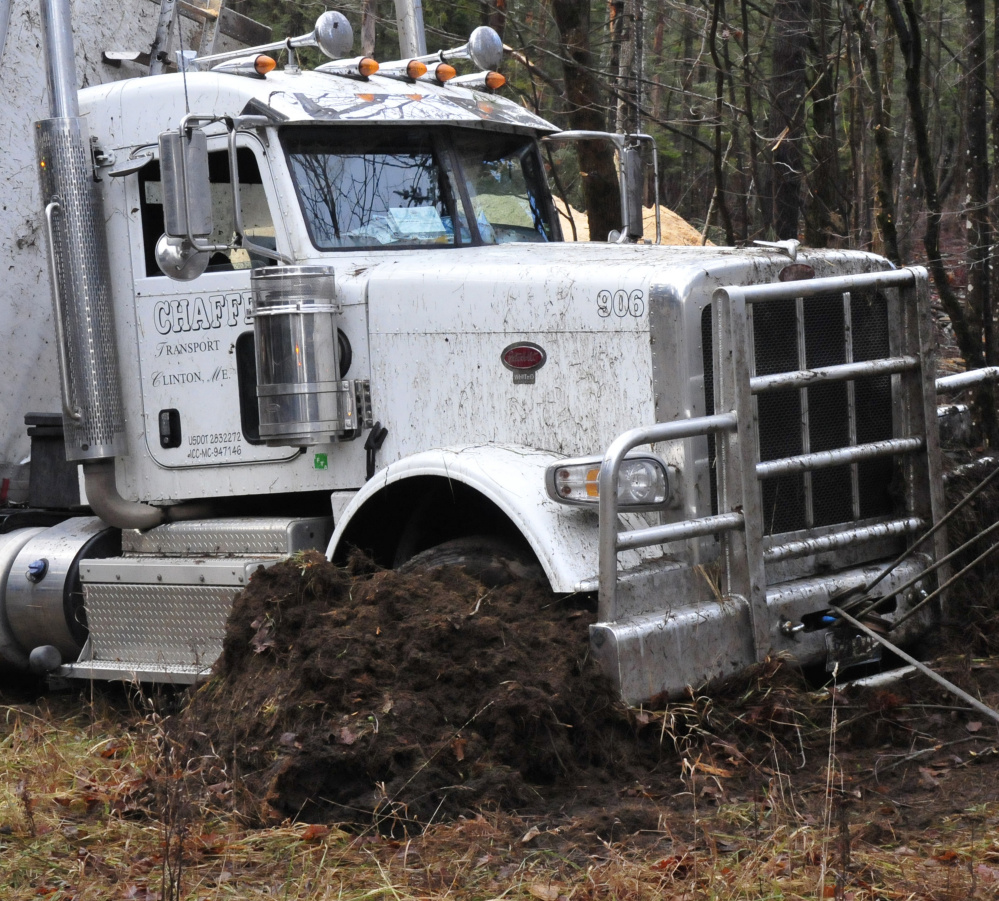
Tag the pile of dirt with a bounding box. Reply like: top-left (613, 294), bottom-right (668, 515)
top-left (178, 540), bottom-right (999, 839)
top-left (180, 552), bottom-right (643, 830)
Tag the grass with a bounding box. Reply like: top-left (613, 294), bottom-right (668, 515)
top-left (2, 686), bottom-right (999, 901)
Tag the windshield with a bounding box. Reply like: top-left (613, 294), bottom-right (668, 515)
top-left (284, 126), bottom-right (555, 250)
top-left (455, 132), bottom-right (555, 244)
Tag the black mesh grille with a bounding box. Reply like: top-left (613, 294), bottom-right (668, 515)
top-left (702, 289), bottom-right (895, 536)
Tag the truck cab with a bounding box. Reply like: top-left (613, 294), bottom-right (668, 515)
top-left (0, 8), bottom-right (953, 701)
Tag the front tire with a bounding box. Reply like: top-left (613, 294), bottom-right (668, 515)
top-left (396, 536), bottom-right (543, 588)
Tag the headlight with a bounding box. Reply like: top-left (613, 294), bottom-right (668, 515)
top-left (545, 455), bottom-right (670, 509)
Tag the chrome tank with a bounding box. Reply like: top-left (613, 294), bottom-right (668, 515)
top-left (0, 518), bottom-right (118, 672)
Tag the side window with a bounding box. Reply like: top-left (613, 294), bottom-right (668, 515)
top-left (138, 147), bottom-right (275, 277)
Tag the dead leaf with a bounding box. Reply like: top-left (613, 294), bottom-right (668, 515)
top-left (699, 782), bottom-right (726, 801)
top-left (652, 853), bottom-right (693, 876)
top-left (967, 720), bottom-right (983, 733)
top-left (250, 615), bottom-right (276, 653)
top-left (98, 739), bottom-right (128, 759)
top-left (976, 863), bottom-right (999, 883)
top-left (451, 737), bottom-right (467, 761)
top-left (122, 885), bottom-right (157, 901)
top-left (527, 882), bottom-right (562, 901)
top-left (694, 761), bottom-right (733, 778)
top-left (301, 824), bottom-right (330, 841)
top-left (917, 766), bottom-right (941, 789)
top-left (521, 825), bottom-right (541, 843)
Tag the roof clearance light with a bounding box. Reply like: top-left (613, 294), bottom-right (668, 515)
top-left (375, 58), bottom-right (427, 80)
top-left (450, 70), bottom-right (506, 91)
top-left (545, 456), bottom-right (669, 509)
top-left (211, 54), bottom-right (277, 78)
top-left (316, 56), bottom-right (379, 78)
top-left (430, 63), bottom-right (456, 82)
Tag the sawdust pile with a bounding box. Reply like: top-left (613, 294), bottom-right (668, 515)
top-left (554, 200), bottom-right (707, 245)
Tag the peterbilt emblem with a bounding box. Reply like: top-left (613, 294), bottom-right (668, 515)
top-left (501, 342), bottom-right (546, 384)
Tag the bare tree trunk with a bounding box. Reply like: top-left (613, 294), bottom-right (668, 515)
top-left (738, 0), bottom-right (764, 237)
top-left (965, 0), bottom-right (996, 443)
top-left (651, 15), bottom-right (664, 126)
top-left (886, 0), bottom-right (982, 367)
top-left (848, 1), bottom-right (899, 263)
top-left (843, 15), bottom-right (864, 245)
top-left (615, 0), bottom-right (636, 133)
top-left (991, 0), bottom-right (999, 369)
top-left (607, 0), bottom-right (623, 131)
top-left (486, 0), bottom-right (507, 41)
top-left (551, 0), bottom-right (622, 240)
top-left (361, 0), bottom-right (377, 57)
top-left (768, 0), bottom-right (809, 240)
top-left (804, 0), bottom-right (843, 246)
top-left (708, 0), bottom-right (734, 242)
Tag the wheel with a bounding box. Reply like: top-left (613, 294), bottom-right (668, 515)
top-left (396, 536), bottom-right (543, 588)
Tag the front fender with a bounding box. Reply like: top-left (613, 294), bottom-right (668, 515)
top-left (328, 444), bottom-right (605, 593)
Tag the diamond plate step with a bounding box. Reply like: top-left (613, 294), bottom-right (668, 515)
top-left (55, 516), bottom-right (334, 684)
top-left (71, 556), bottom-right (275, 679)
top-left (121, 516), bottom-right (332, 555)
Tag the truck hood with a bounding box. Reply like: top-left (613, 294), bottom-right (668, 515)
top-left (354, 242), bottom-right (892, 463)
top-left (353, 242), bottom-right (892, 307)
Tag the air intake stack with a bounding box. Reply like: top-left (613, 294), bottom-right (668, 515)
top-left (36, 0), bottom-right (123, 461)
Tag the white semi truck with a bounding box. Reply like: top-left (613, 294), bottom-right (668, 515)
top-left (0, 0), bottom-right (975, 702)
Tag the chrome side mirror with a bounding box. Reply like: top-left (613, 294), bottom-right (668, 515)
top-left (158, 127), bottom-right (213, 240)
top-left (154, 235), bottom-right (210, 281)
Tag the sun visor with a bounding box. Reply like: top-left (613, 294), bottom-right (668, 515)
top-left (265, 87), bottom-right (558, 132)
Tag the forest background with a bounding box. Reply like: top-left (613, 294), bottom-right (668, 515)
top-left (229, 0), bottom-right (999, 393)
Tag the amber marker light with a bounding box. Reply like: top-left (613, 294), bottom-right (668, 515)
top-left (435, 63), bottom-right (456, 81)
top-left (406, 59), bottom-right (428, 78)
top-left (212, 54), bottom-right (277, 78)
top-left (318, 56), bottom-right (380, 78)
top-left (484, 71), bottom-right (506, 89)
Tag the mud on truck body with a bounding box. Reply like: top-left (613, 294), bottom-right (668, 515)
top-left (0, 0), bottom-right (973, 703)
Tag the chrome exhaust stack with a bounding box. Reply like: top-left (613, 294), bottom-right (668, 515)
top-left (36, 0), bottom-right (124, 463)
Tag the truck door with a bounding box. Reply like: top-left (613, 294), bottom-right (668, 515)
top-left (130, 137), bottom-right (298, 470)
